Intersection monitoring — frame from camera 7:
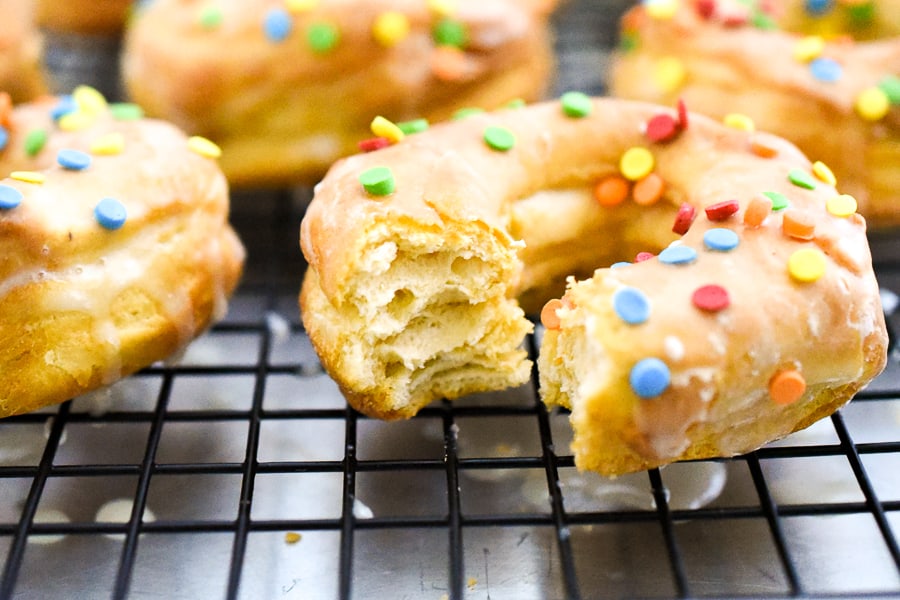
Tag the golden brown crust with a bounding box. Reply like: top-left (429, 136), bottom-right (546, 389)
top-left (0, 92), bottom-right (245, 417)
top-left (121, 0), bottom-right (559, 188)
top-left (0, 0), bottom-right (47, 102)
top-left (35, 0), bottom-right (133, 36)
top-left (300, 95), bottom-right (887, 475)
top-left (609, 0), bottom-right (900, 227)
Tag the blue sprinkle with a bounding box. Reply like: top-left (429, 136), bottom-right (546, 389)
top-left (263, 8), bottom-right (292, 42)
top-left (629, 358), bottom-right (671, 399)
top-left (57, 149), bottom-right (92, 170)
top-left (613, 286), bottom-right (651, 325)
top-left (0, 126), bottom-right (7, 151)
top-left (94, 198), bottom-right (127, 230)
top-left (804, 0), bottom-right (832, 15)
top-left (658, 245), bottom-right (697, 265)
top-left (0, 184), bottom-right (23, 209)
top-left (703, 228), bottom-right (740, 252)
top-left (50, 95), bottom-right (78, 121)
top-left (610, 262), bottom-right (632, 269)
top-left (809, 57), bottom-right (842, 83)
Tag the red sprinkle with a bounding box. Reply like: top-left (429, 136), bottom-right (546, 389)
top-left (692, 284), bottom-right (730, 312)
top-left (635, 251), bottom-right (655, 262)
top-left (676, 98), bottom-right (689, 130)
top-left (705, 199), bottom-right (740, 221)
top-left (358, 137), bottom-right (391, 152)
top-left (696, 0), bottom-right (716, 19)
top-left (672, 202), bottom-right (696, 235)
top-left (645, 113), bottom-right (680, 143)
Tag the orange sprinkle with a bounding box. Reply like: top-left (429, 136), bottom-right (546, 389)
top-left (593, 175), bottom-right (630, 207)
top-left (769, 369), bottom-right (806, 405)
top-left (632, 172), bottom-right (665, 206)
top-left (540, 299), bottom-right (565, 330)
top-left (749, 138), bottom-right (778, 159)
top-left (430, 46), bottom-right (468, 81)
top-left (0, 92), bottom-right (11, 129)
top-left (782, 209), bottom-right (816, 240)
top-left (743, 194), bottom-right (772, 228)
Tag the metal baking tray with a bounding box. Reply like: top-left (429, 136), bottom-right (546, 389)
top-left (2, 1), bottom-right (899, 598)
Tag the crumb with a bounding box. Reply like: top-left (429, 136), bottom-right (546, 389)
top-left (284, 531), bottom-right (302, 544)
top-left (467, 577), bottom-right (478, 589)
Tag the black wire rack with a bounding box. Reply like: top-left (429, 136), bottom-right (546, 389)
top-left (3, 2), bottom-right (900, 599)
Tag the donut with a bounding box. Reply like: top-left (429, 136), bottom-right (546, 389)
top-left (608, 0), bottom-right (900, 227)
top-left (35, 0), bottom-right (133, 36)
top-left (0, 87), bottom-right (246, 418)
top-left (1, 0), bottom-right (48, 102)
top-left (120, 0), bottom-right (560, 189)
top-left (299, 95), bottom-right (888, 475)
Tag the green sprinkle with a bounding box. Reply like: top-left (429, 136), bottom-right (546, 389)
top-left (619, 31), bottom-right (639, 52)
top-left (359, 167), bottom-right (395, 196)
top-left (878, 75), bottom-right (900, 105)
top-left (23, 128), bottom-right (48, 157)
top-left (109, 103), bottom-right (144, 121)
top-left (307, 22), bottom-right (339, 53)
top-left (560, 91), bottom-right (592, 118)
top-left (751, 12), bottom-right (777, 30)
top-left (198, 6), bottom-right (223, 30)
top-left (762, 191), bottom-right (790, 211)
top-left (483, 126), bottom-right (515, 152)
top-left (396, 119), bottom-right (429, 135)
top-left (432, 18), bottom-right (467, 48)
top-left (846, 3), bottom-right (875, 25)
top-left (788, 168), bottom-right (817, 190)
top-left (504, 98), bottom-right (526, 109)
top-left (452, 107), bottom-right (484, 120)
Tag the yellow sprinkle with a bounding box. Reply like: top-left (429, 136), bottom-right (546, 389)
top-left (372, 11), bottom-right (410, 47)
top-left (653, 56), bottom-right (686, 94)
top-left (467, 577), bottom-right (478, 589)
top-left (644, 0), bottom-right (679, 19)
top-left (10, 171), bottom-right (45, 184)
top-left (855, 87), bottom-right (890, 122)
top-left (788, 248), bottom-right (827, 283)
top-left (284, 0), bottom-right (317, 12)
top-left (723, 113), bottom-right (755, 132)
top-left (187, 135), bottom-right (222, 158)
top-left (90, 132), bottom-right (125, 155)
top-left (58, 111), bottom-right (96, 132)
top-left (826, 194), bottom-right (858, 218)
top-left (73, 85), bottom-right (108, 116)
top-left (792, 36), bottom-right (825, 62)
top-left (811, 161), bottom-right (836, 186)
top-left (427, 0), bottom-right (457, 17)
top-left (284, 531), bottom-right (302, 544)
top-left (619, 147), bottom-right (655, 181)
top-left (370, 115), bottom-right (405, 143)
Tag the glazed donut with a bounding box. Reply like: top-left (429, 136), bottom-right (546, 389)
top-left (609, 0), bottom-right (900, 227)
top-left (0, 87), bottom-right (245, 418)
top-left (299, 95), bottom-right (887, 475)
top-left (0, 0), bottom-right (47, 102)
top-left (36, 0), bottom-right (133, 36)
top-left (121, 0), bottom-right (559, 189)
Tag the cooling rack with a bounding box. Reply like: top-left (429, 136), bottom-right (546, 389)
top-left (2, 1), bottom-right (900, 599)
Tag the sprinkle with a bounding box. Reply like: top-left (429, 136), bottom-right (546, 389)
top-left (854, 87), bottom-right (890, 121)
top-left (672, 202), bottom-right (696, 235)
top-left (198, 5), bottom-right (224, 29)
top-left (644, 0), bottom-right (679, 19)
top-left (24, 128), bottom-right (48, 156)
top-left (430, 45), bottom-right (468, 81)
top-left (109, 103), bottom-right (144, 121)
top-left (645, 113), bottom-right (680, 143)
top-left (359, 166), bottom-right (395, 196)
top-left (793, 36), bottom-right (825, 62)
top-left (788, 168), bottom-right (816, 190)
top-left (432, 18), bottom-right (467, 48)
top-left (307, 22), bottom-right (340, 53)
top-left (788, 248), bottom-right (826, 282)
top-left (611, 262), bottom-right (632, 269)
top-left (692, 284), bottom-right (730, 312)
top-left (372, 11), bottom-right (410, 47)
top-left (285, 0), bottom-right (318, 12)
top-left (0, 185), bottom-right (23, 209)
top-left (804, 0), bottom-right (831, 16)
top-left (504, 98), bottom-right (526, 109)
top-left (722, 113), bottom-right (755, 132)
top-left (370, 116), bottom-right (405, 144)
top-left (629, 358), bottom-right (671, 399)
top-left (0, 92), bottom-right (10, 128)
top-left (57, 149), bottom-right (92, 170)
top-left (743, 194), bottom-right (772, 227)
top-left (427, 0), bottom-right (458, 17)
top-left (826, 194), bottom-right (857, 218)
top-left (358, 137), bottom-right (391, 152)
top-left (704, 199), bottom-right (740, 221)
top-left (94, 198), bottom-right (127, 230)
top-left (540, 298), bottom-right (565, 330)
top-left (58, 111), bottom-right (95, 132)
top-left (658, 245), bottom-right (698, 265)
top-left (619, 147), bottom-right (654, 181)
top-left (762, 190), bottom-right (789, 211)
top-left (593, 175), bottom-right (630, 207)
top-left (879, 75), bottom-right (900, 104)
top-left (0, 126), bottom-right (7, 151)
top-left (72, 85), bottom-right (107, 116)
top-left (750, 138), bottom-right (779, 158)
top-left (703, 228), bottom-right (739, 251)
top-left (50, 96), bottom-right (78, 121)
top-left (695, 0), bottom-right (716, 19)
top-left (10, 171), bottom-right (45, 184)
top-left (809, 57), bottom-right (842, 82)
top-left (284, 532), bottom-right (302, 544)
top-left (613, 286), bottom-right (651, 325)
top-left (90, 132), bottom-right (125, 155)
top-left (452, 107), bottom-right (484, 120)
top-left (676, 97), bottom-right (689, 129)
top-left (263, 8), bottom-right (293, 42)
top-left (187, 136), bottom-right (222, 158)
top-left (635, 251), bottom-right (655, 262)
top-left (632, 172), bottom-right (665, 205)
top-left (483, 126), bottom-right (515, 152)
top-left (782, 209), bottom-right (816, 240)
top-left (396, 119), bottom-right (429, 135)
top-left (769, 369), bottom-right (806, 405)
top-left (560, 91), bottom-right (593, 118)
top-left (653, 56), bottom-right (686, 94)
top-left (811, 161), bottom-right (836, 186)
